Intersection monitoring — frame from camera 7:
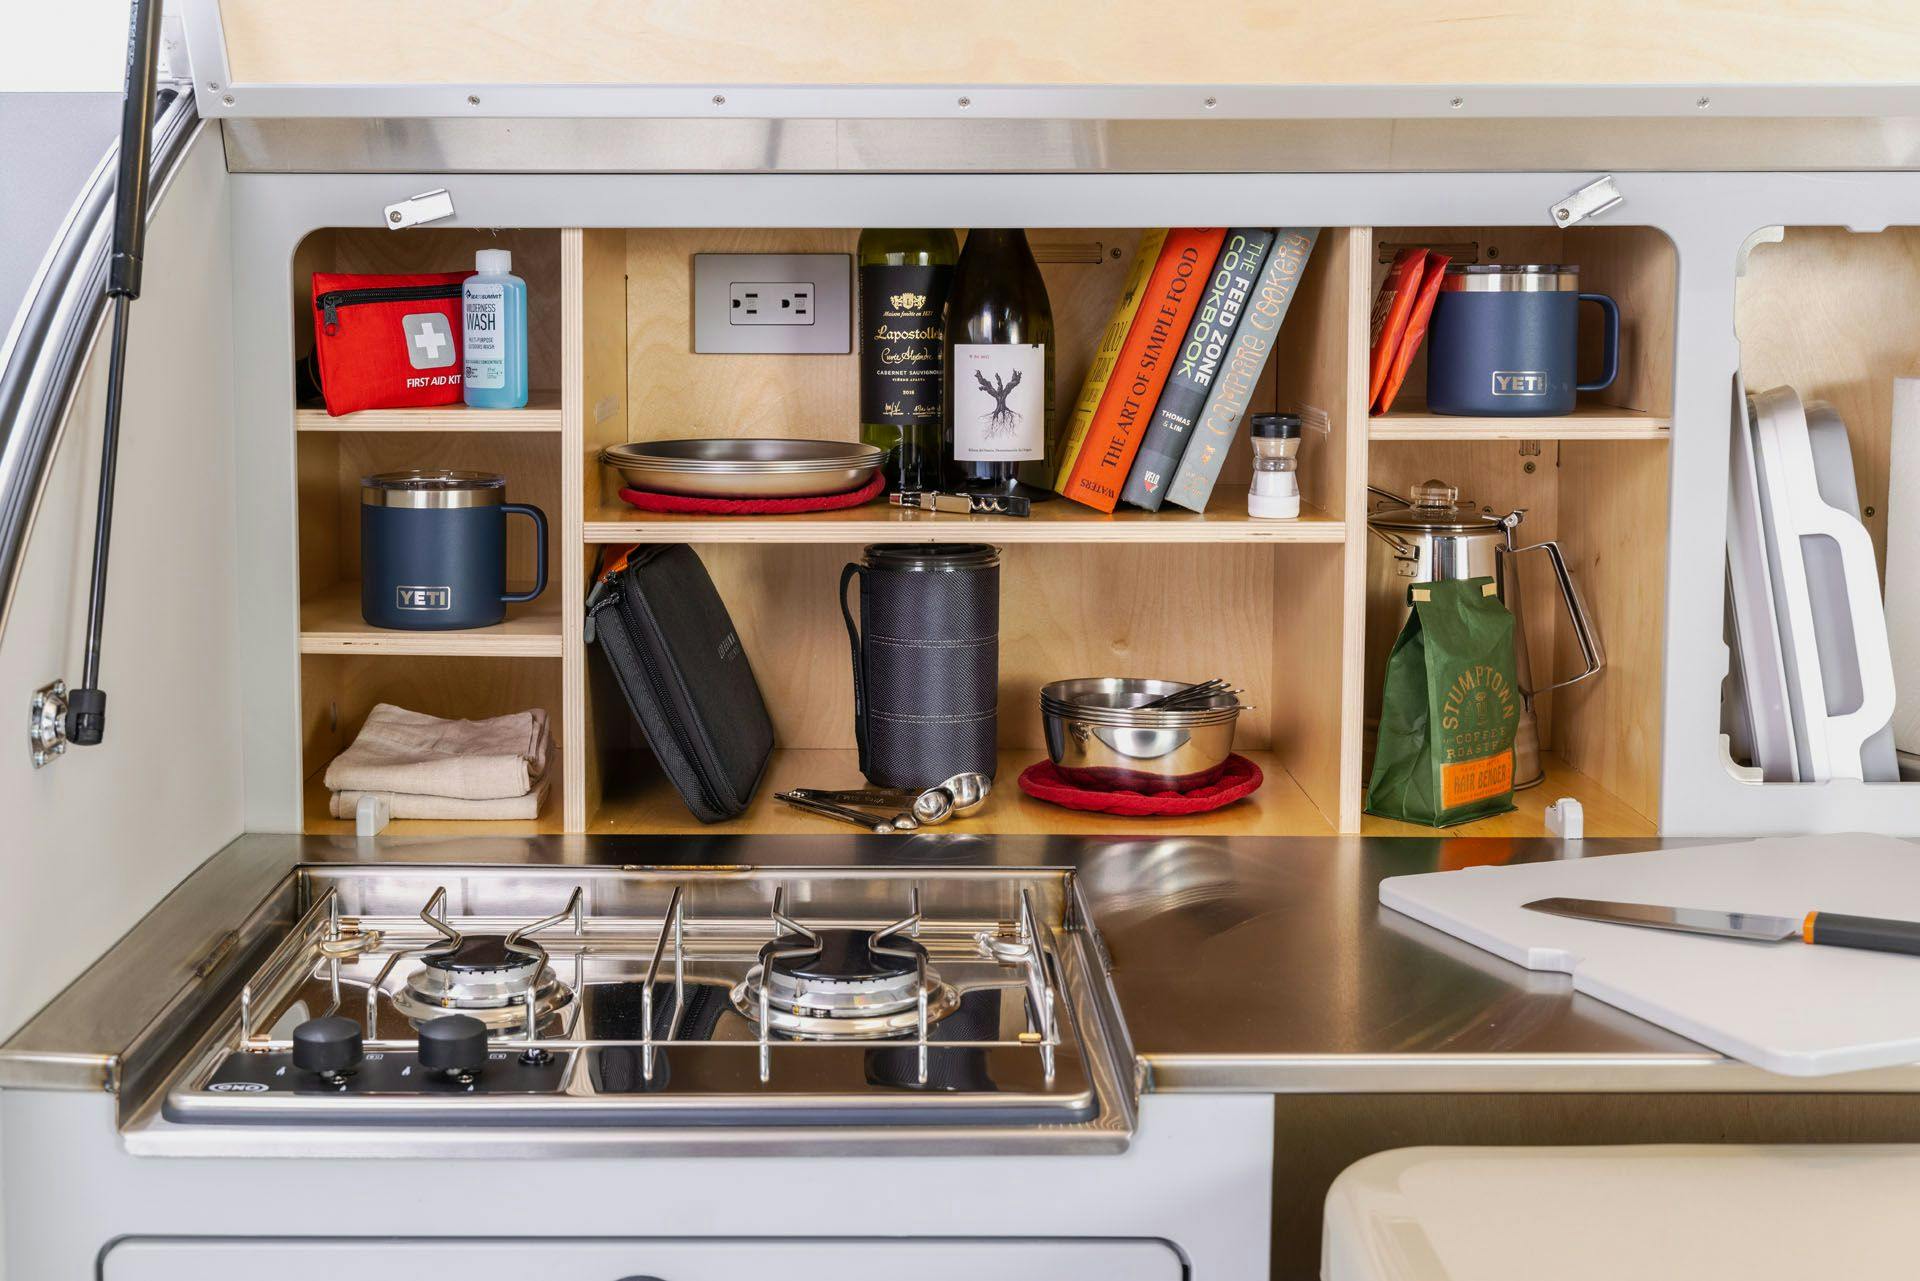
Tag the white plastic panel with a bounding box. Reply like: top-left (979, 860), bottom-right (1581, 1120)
top-left (1325, 1145), bottom-right (1920, 1281)
top-left (104, 1237), bottom-right (1183, 1280)
top-left (0, 127), bottom-right (242, 1039)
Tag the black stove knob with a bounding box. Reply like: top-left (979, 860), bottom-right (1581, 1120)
top-left (418, 1014), bottom-right (490, 1076)
top-left (291, 1015), bottom-right (363, 1077)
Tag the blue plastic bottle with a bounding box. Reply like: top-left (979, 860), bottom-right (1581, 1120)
top-left (462, 248), bottom-right (528, 408)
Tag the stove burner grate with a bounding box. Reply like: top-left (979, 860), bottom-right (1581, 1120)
top-left (732, 908), bottom-right (961, 1043)
top-left (390, 899), bottom-right (577, 1033)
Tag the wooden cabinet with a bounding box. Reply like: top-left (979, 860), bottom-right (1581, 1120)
top-left (290, 223), bottom-right (1674, 838)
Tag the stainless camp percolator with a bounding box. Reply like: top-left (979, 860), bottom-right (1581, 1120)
top-left (1367, 479), bottom-right (1605, 789)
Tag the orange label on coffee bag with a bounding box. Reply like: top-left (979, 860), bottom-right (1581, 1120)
top-left (1441, 751), bottom-right (1513, 809)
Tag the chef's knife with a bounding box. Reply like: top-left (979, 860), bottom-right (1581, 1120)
top-left (1523, 896), bottom-right (1920, 957)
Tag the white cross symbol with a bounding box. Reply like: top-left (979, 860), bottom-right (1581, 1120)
top-left (413, 321), bottom-right (448, 361)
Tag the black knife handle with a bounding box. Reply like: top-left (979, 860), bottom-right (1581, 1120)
top-left (1804, 912), bottom-right (1920, 957)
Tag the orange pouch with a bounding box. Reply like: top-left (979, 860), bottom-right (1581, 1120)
top-left (1366, 248), bottom-right (1427, 407)
top-left (1374, 252), bottom-right (1449, 414)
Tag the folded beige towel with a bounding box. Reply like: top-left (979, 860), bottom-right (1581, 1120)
top-left (323, 704), bottom-right (550, 801)
top-left (329, 773), bottom-right (550, 821)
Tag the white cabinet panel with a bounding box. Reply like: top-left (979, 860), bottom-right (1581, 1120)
top-left (104, 1236), bottom-right (1184, 1280)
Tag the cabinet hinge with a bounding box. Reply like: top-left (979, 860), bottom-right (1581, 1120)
top-left (1550, 175), bottom-right (1623, 227)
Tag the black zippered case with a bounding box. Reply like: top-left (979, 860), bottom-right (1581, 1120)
top-left (586, 544), bottom-right (773, 822)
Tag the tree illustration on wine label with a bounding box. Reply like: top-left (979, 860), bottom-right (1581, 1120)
top-left (974, 368), bottom-right (1024, 438)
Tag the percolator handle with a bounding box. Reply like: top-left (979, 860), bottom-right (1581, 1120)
top-left (1500, 539), bottom-right (1606, 693)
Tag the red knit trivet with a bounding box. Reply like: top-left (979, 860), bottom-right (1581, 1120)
top-left (1016, 754), bottom-right (1264, 816)
top-left (618, 471), bottom-right (885, 515)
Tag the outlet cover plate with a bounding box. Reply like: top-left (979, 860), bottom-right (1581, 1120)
top-left (693, 252), bottom-right (851, 354)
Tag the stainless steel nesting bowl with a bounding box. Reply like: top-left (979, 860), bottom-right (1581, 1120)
top-left (1040, 678), bottom-right (1241, 791)
top-left (600, 439), bottom-right (884, 498)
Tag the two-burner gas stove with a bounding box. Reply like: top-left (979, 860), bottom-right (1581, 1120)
top-left (157, 865), bottom-right (1136, 1149)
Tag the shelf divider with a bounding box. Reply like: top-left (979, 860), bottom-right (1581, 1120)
top-left (1369, 404), bottom-right (1670, 441)
top-left (589, 747), bottom-right (1333, 837)
top-left (296, 388), bottom-right (563, 433)
top-left (298, 581), bottom-right (562, 656)
top-left (583, 489), bottom-right (1346, 544)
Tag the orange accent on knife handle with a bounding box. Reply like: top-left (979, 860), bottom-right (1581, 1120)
top-left (1804, 911), bottom-right (1920, 957)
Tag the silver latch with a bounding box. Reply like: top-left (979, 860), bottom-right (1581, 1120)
top-left (384, 188), bottom-right (455, 230)
top-left (1550, 175), bottom-right (1623, 227)
top-left (30, 679), bottom-right (68, 768)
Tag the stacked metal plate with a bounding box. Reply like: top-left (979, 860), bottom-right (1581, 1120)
top-left (600, 439), bottom-right (884, 498)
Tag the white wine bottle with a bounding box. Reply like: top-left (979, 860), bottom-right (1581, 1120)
top-left (943, 229), bottom-right (1056, 497)
top-left (858, 228), bottom-right (958, 492)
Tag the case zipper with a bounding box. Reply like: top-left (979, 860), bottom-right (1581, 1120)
top-left (318, 282), bottom-right (463, 333)
top-left (588, 582), bottom-right (728, 817)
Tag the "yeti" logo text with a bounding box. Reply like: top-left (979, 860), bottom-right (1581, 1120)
top-left (396, 585), bottom-right (452, 611)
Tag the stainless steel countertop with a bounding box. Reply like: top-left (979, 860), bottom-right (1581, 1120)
top-left (9, 832), bottom-right (1920, 1100)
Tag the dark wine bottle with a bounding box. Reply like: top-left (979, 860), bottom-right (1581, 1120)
top-left (858, 228), bottom-right (958, 492)
top-left (943, 229), bottom-right (1056, 497)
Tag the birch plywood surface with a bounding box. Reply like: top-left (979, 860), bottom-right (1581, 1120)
top-left (590, 748), bottom-right (1332, 837)
top-left (677, 542), bottom-right (1284, 753)
top-left (1738, 226), bottom-right (1920, 575)
top-left (295, 229), bottom-right (563, 393)
top-left (219, 1), bottom-right (1920, 88)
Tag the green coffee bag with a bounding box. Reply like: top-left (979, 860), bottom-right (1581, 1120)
top-left (1365, 577), bottom-right (1520, 827)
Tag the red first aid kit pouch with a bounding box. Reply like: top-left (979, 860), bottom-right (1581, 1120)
top-left (310, 271), bottom-right (471, 416)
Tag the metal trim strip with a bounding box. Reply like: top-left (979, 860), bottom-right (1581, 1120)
top-left (218, 115), bottom-right (1920, 174)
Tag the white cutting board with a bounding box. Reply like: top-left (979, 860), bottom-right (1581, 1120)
top-left (1379, 834), bottom-right (1920, 1076)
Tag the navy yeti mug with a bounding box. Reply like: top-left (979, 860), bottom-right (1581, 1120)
top-left (1425, 264), bottom-right (1619, 417)
top-left (360, 469), bottom-right (548, 630)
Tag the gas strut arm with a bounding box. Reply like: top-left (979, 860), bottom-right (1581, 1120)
top-left (67, 0), bottom-right (164, 747)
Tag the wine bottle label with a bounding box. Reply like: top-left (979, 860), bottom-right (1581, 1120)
top-left (952, 343), bottom-right (1046, 461)
top-left (860, 265), bottom-right (951, 429)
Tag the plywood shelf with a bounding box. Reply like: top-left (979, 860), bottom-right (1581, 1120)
top-left (298, 581), bottom-right (563, 656)
top-left (588, 747), bottom-right (1334, 837)
top-left (302, 770), bottom-right (563, 836)
top-left (296, 388), bottom-right (563, 433)
top-left (583, 488), bottom-right (1345, 544)
top-left (1369, 404), bottom-right (1670, 441)
top-left (1359, 751), bottom-right (1656, 839)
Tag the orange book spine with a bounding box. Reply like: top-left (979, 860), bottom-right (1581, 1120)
top-left (1058, 227), bottom-right (1226, 512)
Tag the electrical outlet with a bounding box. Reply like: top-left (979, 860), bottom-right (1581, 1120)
top-left (730, 281), bottom-right (815, 325)
top-left (693, 253), bottom-right (850, 354)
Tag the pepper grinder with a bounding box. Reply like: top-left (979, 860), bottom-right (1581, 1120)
top-left (1247, 412), bottom-right (1302, 519)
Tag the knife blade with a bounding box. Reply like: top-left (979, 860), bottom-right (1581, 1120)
top-left (1522, 896), bottom-right (1920, 957)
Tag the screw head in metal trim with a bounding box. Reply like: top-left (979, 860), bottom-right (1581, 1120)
top-left (1697, 96), bottom-right (1711, 109)
top-left (712, 93), bottom-right (726, 106)
top-left (467, 94), bottom-right (481, 106)
top-left (957, 96), bottom-right (972, 108)
top-left (221, 94), bottom-right (234, 106)
top-left (1203, 96), bottom-right (1218, 109)
top-left (1449, 96), bottom-right (1465, 109)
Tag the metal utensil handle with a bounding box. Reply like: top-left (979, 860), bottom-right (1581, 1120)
top-left (838, 562), bottom-right (870, 776)
top-left (795, 787), bottom-right (919, 807)
top-left (775, 791), bottom-right (895, 834)
top-left (1364, 487), bottom-right (1424, 562)
top-left (1500, 538), bottom-right (1605, 693)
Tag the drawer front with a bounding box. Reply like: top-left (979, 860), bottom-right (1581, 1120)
top-left (103, 1237), bottom-right (1186, 1280)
